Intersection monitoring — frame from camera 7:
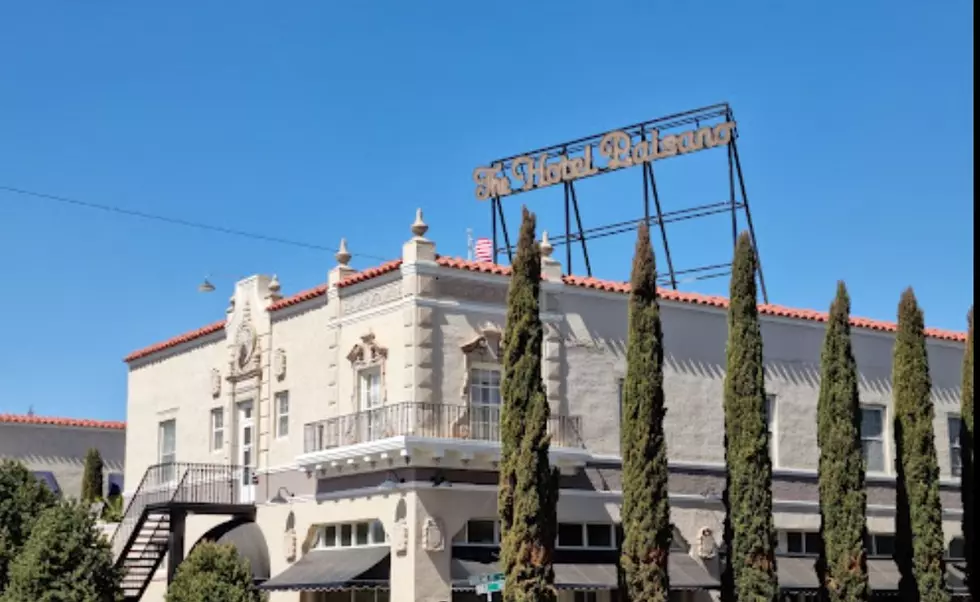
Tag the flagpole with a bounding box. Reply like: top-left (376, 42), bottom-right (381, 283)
top-left (466, 228), bottom-right (474, 261)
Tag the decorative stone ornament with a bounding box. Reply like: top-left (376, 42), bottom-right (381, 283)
top-left (284, 528), bottom-right (297, 562)
top-left (421, 517), bottom-right (445, 552)
top-left (336, 238), bottom-right (351, 266)
top-left (697, 527), bottom-right (718, 558)
top-left (391, 519), bottom-right (409, 554)
top-left (210, 369), bottom-right (222, 398)
top-left (459, 323), bottom-right (503, 398)
top-left (274, 348), bottom-right (287, 380)
top-left (411, 208), bottom-right (428, 239)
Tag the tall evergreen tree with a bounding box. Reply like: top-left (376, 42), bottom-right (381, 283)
top-left (892, 288), bottom-right (948, 601)
top-left (498, 207), bottom-right (559, 602)
top-left (816, 282), bottom-right (869, 602)
top-left (721, 232), bottom-right (779, 602)
top-left (82, 448), bottom-right (105, 503)
top-left (0, 460), bottom-right (57, 590)
top-left (619, 223), bottom-right (671, 602)
top-left (959, 308), bottom-right (974, 599)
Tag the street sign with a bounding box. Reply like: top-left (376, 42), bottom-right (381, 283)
top-left (475, 580), bottom-right (504, 596)
top-left (467, 572), bottom-right (504, 586)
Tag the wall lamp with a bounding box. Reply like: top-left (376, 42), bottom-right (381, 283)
top-left (269, 487), bottom-right (295, 504)
top-left (378, 471), bottom-right (404, 491)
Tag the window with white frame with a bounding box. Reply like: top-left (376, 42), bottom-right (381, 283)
top-left (359, 368), bottom-right (383, 440)
top-left (948, 415), bottom-right (962, 477)
top-left (865, 533), bottom-right (895, 558)
top-left (469, 367), bottom-right (501, 440)
top-left (275, 391), bottom-right (290, 438)
top-left (210, 409), bottom-right (224, 452)
top-left (860, 406), bottom-right (886, 473)
top-left (765, 394), bottom-right (777, 464)
top-left (782, 530), bottom-right (821, 556)
top-left (315, 520), bottom-right (387, 549)
top-left (158, 419), bottom-right (176, 481)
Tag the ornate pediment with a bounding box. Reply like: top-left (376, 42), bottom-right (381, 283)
top-left (460, 322), bottom-right (502, 360)
top-left (347, 333), bottom-right (388, 368)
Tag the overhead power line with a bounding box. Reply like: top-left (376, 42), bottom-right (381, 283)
top-left (0, 185), bottom-right (389, 261)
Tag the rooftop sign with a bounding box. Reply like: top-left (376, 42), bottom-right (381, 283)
top-left (472, 120), bottom-right (736, 201)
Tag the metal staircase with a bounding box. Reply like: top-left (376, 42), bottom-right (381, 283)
top-left (110, 463), bottom-right (254, 601)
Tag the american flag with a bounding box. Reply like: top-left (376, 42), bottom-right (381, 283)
top-left (473, 237), bottom-right (493, 263)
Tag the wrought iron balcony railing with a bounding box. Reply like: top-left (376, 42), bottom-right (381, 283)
top-left (110, 463), bottom-right (247, 559)
top-left (303, 401), bottom-right (583, 453)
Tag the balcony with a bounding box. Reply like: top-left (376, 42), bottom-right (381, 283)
top-left (299, 402), bottom-right (589, 470)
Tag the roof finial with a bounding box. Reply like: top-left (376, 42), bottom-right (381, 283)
top-left (335, 238), bottom-right (351, 266)
top-left (540, 230), bottom-right (553, 257)
top-left (411, 208), bottom-right (428, 239)
top-left (268, 274), bottom-right (281, 293)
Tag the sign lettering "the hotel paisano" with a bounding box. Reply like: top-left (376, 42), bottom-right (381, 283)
top-left (473, 121), bottom-right (736, 201)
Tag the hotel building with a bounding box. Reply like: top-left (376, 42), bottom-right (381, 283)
top-left (115, 211), bottom-right (969, 601)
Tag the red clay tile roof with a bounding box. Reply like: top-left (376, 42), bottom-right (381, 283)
top-left (0, 414), bottom-right (125, 430)
top-left (267, 283), bottom-right (328, 311)
top-left (336, 259), bottom-right (403, 288)
top-left (124, 320), bottom-right (226, 362)
top-left (127, 256), bottom-right (968, 361)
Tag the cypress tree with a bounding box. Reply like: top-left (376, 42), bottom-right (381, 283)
top-left (721, 232), bottom-right (779, 602)
top-left (816, 282), bottom-right (869, 602)
top-left (498, 207), bottom-right (559, 602)
top-left (892, 288), bottom-right (948, 601)
top-left (81, 448), bottom-right (104, 503)
top-left (959, 308), bottom-right (974, 599)
top-left (620, 223), bottom-right (671, 602)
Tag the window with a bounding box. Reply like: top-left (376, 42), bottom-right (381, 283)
top-left (948, 536), bottom-right (965, 560)
top-left (765, 394), bottom-right (777, 464)
top-left (574, 593), bottom-right (598, 602)
top-left (33, 471), bottom-right (61, 497)
top-left (210, 408), bottom-right (224, 452)
top-left (469, 367), bottom-right (501, 440)
top-left (316, 521), bottom-right (387, 549)
top-left (860, 407), bottom-right (886, 473)
top-left (784, 530), bottom-right (821, 556)
top-left (455, 519), bottom-right (499, 545)
top-left (359, 368), bottom-right (383, 440)
top-left (107, 473), bottom-right (124, 497)
top-left (948, 415), bottom-right (962, 477)
top-left (558, 523), bottom-right (585, 548)
top-left (865, 533), bottom-right (895, 558)
top-left (159, 419), bottom-right (176, 464)
top-left (556, 523), bottom-right (616, 549)
top-left (275, 392), bottom-right (290, 438)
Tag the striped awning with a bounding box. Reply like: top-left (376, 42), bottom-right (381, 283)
top-left (259, 547), bottom-right (389, 592)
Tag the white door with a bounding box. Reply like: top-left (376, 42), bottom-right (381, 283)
top-left (238, 400), bottom-right (255, 503)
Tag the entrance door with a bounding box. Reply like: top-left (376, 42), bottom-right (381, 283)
top-left (238, 400), bottom-right (255, 503)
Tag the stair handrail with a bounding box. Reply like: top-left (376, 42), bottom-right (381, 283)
top-left (110, 463), bottom-right (189, 560)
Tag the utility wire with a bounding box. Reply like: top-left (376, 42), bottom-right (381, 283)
top-left (0, 185), bottom-right (389, 261)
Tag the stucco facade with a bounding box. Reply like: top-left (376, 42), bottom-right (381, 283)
top-left (120, 211), bottom-right (969, 601)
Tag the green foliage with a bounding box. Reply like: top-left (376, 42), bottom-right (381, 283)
top-left (721, 232), bottom-right (779, 602)
top-left (166, 541), bottom-right (266, 602)
top-left (100, 493), bottom-right (124, 523)
top-left (960, 308), bottom-right (974, 599)
top-left (82, 448), bottom-right (105, 504)
top-left (892, 288), bottom-right (948, 601)
top-left (0, 459), bottom-right (57, 590)
top-left (1, 499), bottom-right (122, 602)
top-left (619, 223), bottom-right (671, 602)
top-left (816, 282), bottom-right (869, 602)
top-left (498, 207), bottom-right (559, 602)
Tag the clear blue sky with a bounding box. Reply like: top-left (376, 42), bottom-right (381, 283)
top-left (0, 2), bottom-right (973, 422)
